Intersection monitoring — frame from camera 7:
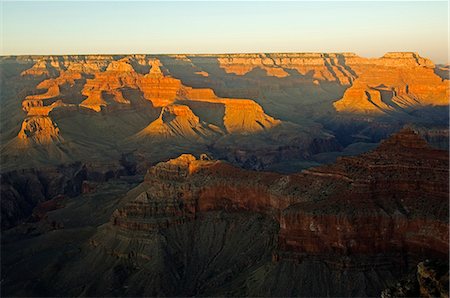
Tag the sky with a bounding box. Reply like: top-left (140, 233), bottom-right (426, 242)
top-left (1, 1), bottom-right (449, 63)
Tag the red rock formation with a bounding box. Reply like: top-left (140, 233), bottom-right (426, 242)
top-left (18, 54), bottom-right (448, 117)
top-left (21, 59), bottom-right (58, 77)
top-left (216, 98), bottom-right (280, 134)
top-left (211, 52), bottom-right (448, 114)
top-left (80, 58), bottom-right (139, 111)
top-left (21, 70), bottom-right (83, 115)
top-left (111, 128), bottom-right (449, 261)
top-left (334, 52), bottom-right (449, 113)
top-left (77, 57), bottom-right (279, 138)
top-left (217, 53), bottom-right (354, 83)
top-left (279, 128), bottom-right (449, 258)
top-left (11, 53), bottom-right (449, 165)
top-left (138, 60), bottom-right (183, 107)
top-left (17, 116), bottom-right (63, 145)
top-left (134, 105), bottom-right (218, 141)
top-left (20, 55), bottom-right (114, 76)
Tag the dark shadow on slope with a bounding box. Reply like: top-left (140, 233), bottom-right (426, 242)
top-left (158, 55), bottom-right (349, 124)
top-left (178, 100), bottom-right (226, 131)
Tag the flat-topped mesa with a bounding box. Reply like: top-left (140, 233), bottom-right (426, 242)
top-left (380, 52), bottom-right (435, 67)
top-left (105, 59), bottom-right (136, 72)
top-left (220, 99), bottom-right (281, 133)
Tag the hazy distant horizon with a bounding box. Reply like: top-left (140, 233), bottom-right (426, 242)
top-left (0, 51), bottom-right (446, 64)
top-left (2, 1), bottom-right (449, 63)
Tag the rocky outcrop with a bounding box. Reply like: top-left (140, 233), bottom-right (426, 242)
top-left (110, 128), bottom-right (449, 262)
top-left (333, 52), bottom-right (449, 113)
top-left (6, 53), bottom-right (449, 172)
top-left (79, 58), bottom-right (140, 111)
top-left (279, 128), bottom-right (448, 258)
top-left (17, 53), bottom-right (449, 117)
top-left (216, 53), bottom-right (355, 83)
top-left (21, 59), bottom-right (58, 77)
top-left (134, 105), bottom-right (219, 141)
top-left (75, 57), bottom-right (280, 138)
top-left (22, 70), bottom-right (82, 113)
top-left (417, 260), bottom-right (450, 298)
top-left (19, 55), bottom-right (114, 76)
top-left (17, 116), bottom-right (63, 145)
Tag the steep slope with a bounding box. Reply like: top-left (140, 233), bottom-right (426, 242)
top-left (134, 105), bottom-right (220, 141)
top-left (111, 128), bottom-right (448, 260)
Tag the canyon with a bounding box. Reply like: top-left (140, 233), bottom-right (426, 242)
top-left (0, 53), bottom-right (448, 297)
top-left (110, 128), bottom-right (448, 260)
top-left (1, 53), bottom-right (448, 172)
top-left (1, 128), bottom-right (448, 296)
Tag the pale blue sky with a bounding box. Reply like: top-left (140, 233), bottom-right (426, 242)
top-left (1, 1), bottom-right (448, 63)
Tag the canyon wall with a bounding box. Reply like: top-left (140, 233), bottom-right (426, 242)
top-left (109, 128), bottom-right (449, 261)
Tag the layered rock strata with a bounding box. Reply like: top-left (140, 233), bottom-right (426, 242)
top-left (110, 128), bottom-right (449, 261)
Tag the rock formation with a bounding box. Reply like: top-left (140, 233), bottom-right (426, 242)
top-left (216, 53), bottom-right (354, 83)
top-left (134, 105), bottom-right (219, 141)
top-left (17, 116), bottom-right (63, 145)
top-left (16, 53), bottom-right (449, 117)
top-left (1, 53), bottom-right (448, 297)
top-left (333, 52), bottom-right (449, 113)
top-left (3, 52), bottom-right (448, 172)
top-left (1, 127), bottom-right (448, 297)
top-left (110, 128), bottom-right (449, 262)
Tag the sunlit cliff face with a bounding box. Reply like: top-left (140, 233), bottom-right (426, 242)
top-left (1, 52), bottom-right (448, 172)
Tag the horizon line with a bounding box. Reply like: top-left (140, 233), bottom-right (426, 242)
top-left (0, 51), bottom-right (436, 58)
